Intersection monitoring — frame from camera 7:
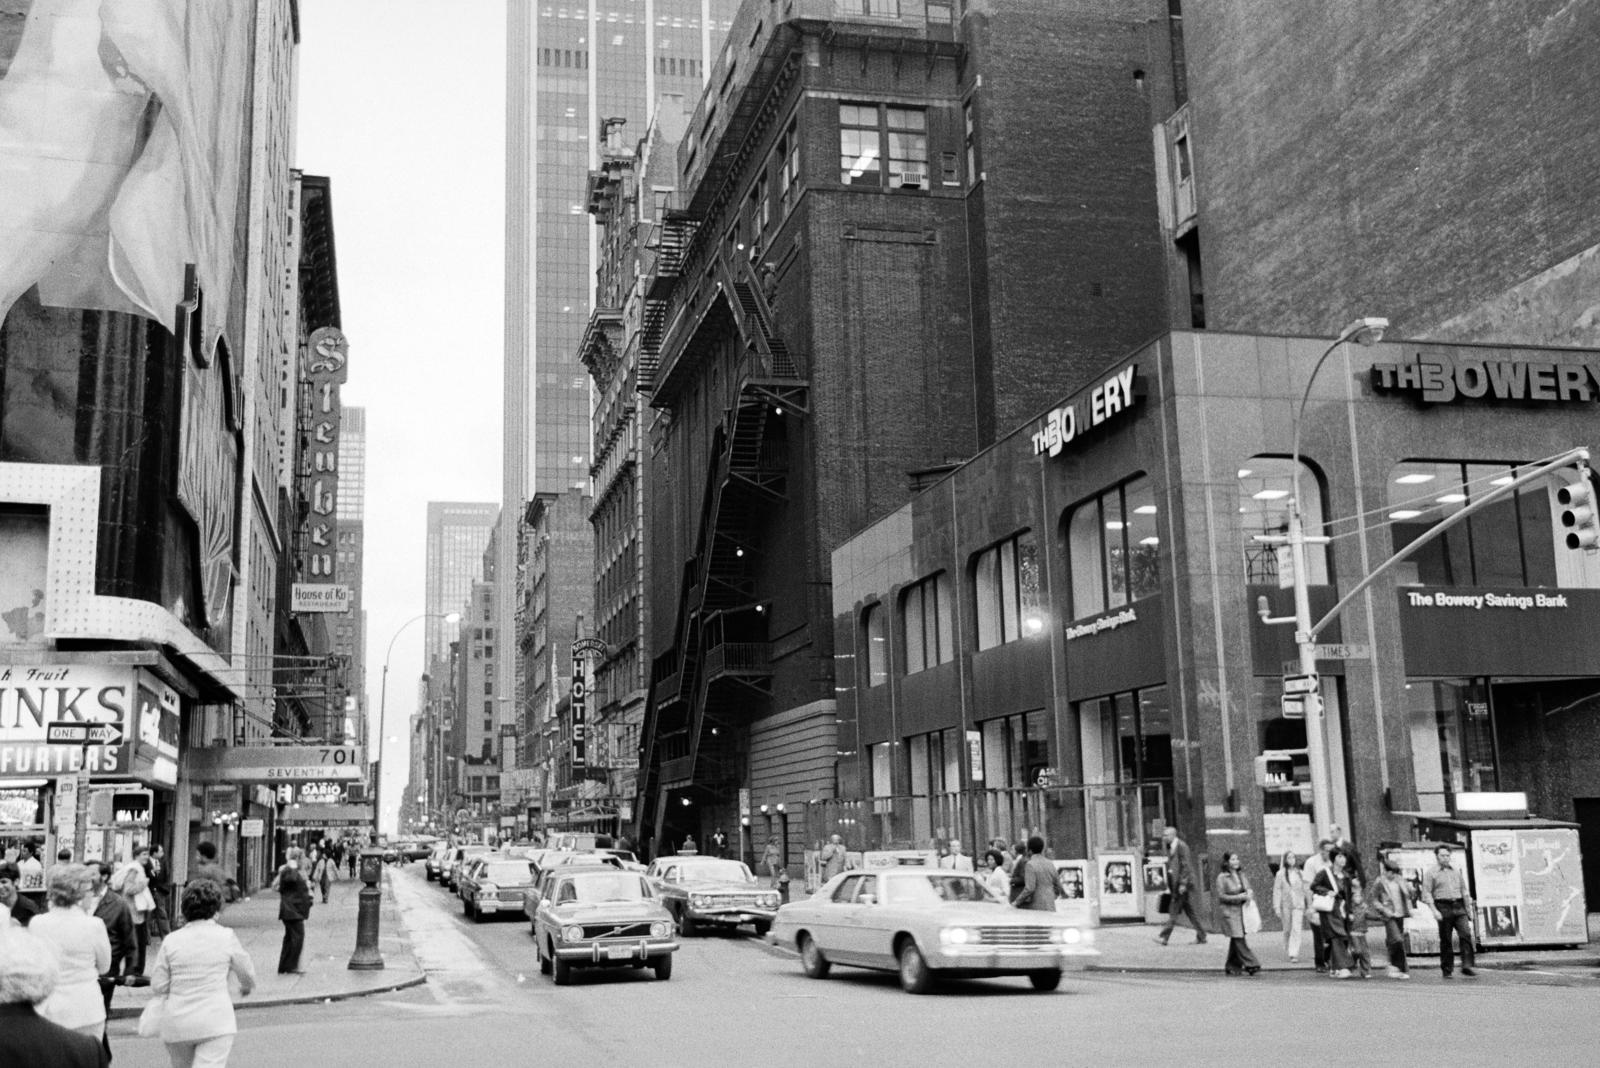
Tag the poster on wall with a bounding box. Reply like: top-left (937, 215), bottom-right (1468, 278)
top-left (1469, 830), bottom-right (1522, 946)
top-left (1262, 812), bottom-right (1316, 860)
top-left (1053, 859), bottom-right (1095, 924)
top-left (1513, 828), bottom-right (1586, 945)
top-left (0, 511), bottom-right (48, 648)
top-left (1097, 851), bottom-right (1142, 919)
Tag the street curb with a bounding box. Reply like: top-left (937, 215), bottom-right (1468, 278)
top-left (107, 973), bottom-right (428, 1020)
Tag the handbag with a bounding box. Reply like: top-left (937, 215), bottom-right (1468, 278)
top-left (1311, 891), bottom-right (1336, 913)
top-left (1157, 892), bottom-right (1172, 913)
top-left (1243, 899), bottom-right (1262, 935)
top-left (137, 996), bottom-right (167, 1038)
top-left (135, 887), bottom-right (157, 913)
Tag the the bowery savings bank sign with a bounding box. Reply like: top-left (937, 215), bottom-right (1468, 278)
top-left (1032, 366), bottom-right (1140, 458)
top-left (1371, 346), bottom-right (1600, 405)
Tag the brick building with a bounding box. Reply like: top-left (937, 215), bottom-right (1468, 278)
top-left (634, 0), bottom-right (1181, 863)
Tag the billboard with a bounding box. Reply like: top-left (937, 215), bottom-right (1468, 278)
top-left (0, 664), bottom-right (136, 778)
top-left (299, 327), bottom-right (349, 582)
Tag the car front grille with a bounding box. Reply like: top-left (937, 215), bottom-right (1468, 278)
top-left (497, 890), bottom-right (527, 901)
top-left (975, 926), bottom-right (1054, 947)
top-left (704, 894), bottom-right (765, 908)
top-left (581, 921), bottom-right (655, 940)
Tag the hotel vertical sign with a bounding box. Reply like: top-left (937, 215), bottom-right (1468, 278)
top-left (570, 637), bottom-right (607, 778)
top-left (296, 328), bottom-right (350, 611)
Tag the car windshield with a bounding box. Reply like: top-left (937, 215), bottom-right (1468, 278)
top-left (676, 860), bottom-right (754, 883)
top-left (558, 873), bottom-right (650, 903)
top-left (482, 863), bottom-right (532, 884)
top-left (883, 874), bottom-right (998, 905)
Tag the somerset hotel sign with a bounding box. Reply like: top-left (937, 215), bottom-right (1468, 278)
top-left (1371, 346), bottom-right (1600, 405)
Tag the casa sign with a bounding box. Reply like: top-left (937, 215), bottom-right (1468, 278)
top-left (1032, 366), bottom-right (1139, 458)
top-left (1371, 347), bottom-right (1600, 405)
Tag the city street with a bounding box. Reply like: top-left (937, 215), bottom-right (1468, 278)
top-left (102, 867), bottom-right (1600, 1067)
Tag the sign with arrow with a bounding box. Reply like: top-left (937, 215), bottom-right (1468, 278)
top-left (46, 721), bottom-right (125, 746)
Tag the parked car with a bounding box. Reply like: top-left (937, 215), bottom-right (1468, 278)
top-left (442, 844), bottom-right (493, 891)
top-left (425, 842), bottom-right (453, 882)
top-left (528, 868), bottom-right (677, 985)
top-left (770, 868), bottom-right (1098, 994)
top-left (402, 840), bottom-right (436, 862)
top-left (646, 856), bottom-right (779, 936)
top-left (457, 857), bottom-right (538, 921)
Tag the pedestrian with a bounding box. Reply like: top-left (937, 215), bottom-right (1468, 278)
top-left (1311, 848), bottom-right (1354, 978)
top-left (112, 845), bottom-right (154, 981)
top-left (761, 838), bottom-right (783, 889)
top-left (150, 881), bottom-right (256, 1067)
top-left (1214, 851), bottom-right (1261, 976)
top-left (1271, 851), bottom-right (1308, 962)
top-left (84, 862), bottom-right (134, 1039)
top-left (1420, 844), bottom-right (1476, 978)
top-left (345, 847), bottom-right (357, 879)
top-left (1370, 852), bottom-right (1413, 979)
top-left (1011, 836), bottom-right (1063, 911)
top-left (1345, 856), bottom-right (1374, 979)
top-left (29, 866), bottom-right (111, 1041)
top-left (187, 841), bottom-right (234, 912)
top-left (981, 849), bottom-right (1010, 899)
top-left (272, 848), bottom-right (313, 975)
top-left (1, 860), bottom-right (40, 926)
top-left (0, 925), bottom-right (109, 1068)
top-left (937, 839), bottom-right (974, 872)
top-left (819, 834), bottom-right (848, 883)
top-left (311, 850), bottom-right (332, 904)
top-left (17, 846), bottom-right (44, 888)
top-left (1154, 825), bottom-right (1207, 945)
top-left (1302, 837), bottom-right (1336, 973)
top-left (144, 845), bottom-right (172, 942)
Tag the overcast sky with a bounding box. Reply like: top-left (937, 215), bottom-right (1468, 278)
top-left (297, 1), bottom-right (507, 832)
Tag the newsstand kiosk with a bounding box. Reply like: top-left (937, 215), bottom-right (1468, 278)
top-left (1398, 793), bottom-right (1589, 951)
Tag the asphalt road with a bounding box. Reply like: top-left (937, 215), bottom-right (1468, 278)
top-left (105, 867), bottom-right (1600, 1067)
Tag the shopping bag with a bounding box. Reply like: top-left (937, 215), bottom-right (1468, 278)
top-left (1243, 899), bottom-right (1262, 935)
top-left (137, 996), bottom-right (166, 1038)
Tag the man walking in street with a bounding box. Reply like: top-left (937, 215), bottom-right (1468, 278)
top-left (273, 848), bottom-right (314, 974)
top-left (1422, 845), bottom-right (1476, 977)
top-left (1371, 852), bottom-right (1413, 979)
top-left (819, 835), bottom-right (848, 883)
top-left (1302, 837), bottom-right (1335, 972)
top-left (1012, 836), bottom-right (1063, 911)
top-left (1154, 826), bottom-right (1207, 945)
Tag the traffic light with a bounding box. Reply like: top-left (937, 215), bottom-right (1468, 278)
top-left (1557, 474), bottom-right (1599, 551)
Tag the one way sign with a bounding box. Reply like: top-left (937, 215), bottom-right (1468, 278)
top-left (45, 721), bottom-right (125, 746)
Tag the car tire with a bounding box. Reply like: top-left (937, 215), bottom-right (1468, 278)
top-left (471, 903), bottom-right (482, 923)
top-left (1028, 969), bottom-right (1062, 992)
top-left (538, 937), bottom-right (552, 975)
top-left (652, 954), bottom-right (673, 981)
top-left (552, 954), bottom-right (572, 986)
top-left (676, 909), bottom-right (697, 937)
top-left (897, 940), bottom-right (934, 995)
top-left (461, 897), bottom-right (471, 916)
top-left (753, 920), bottom-right (772, 937)
top-left (799, 934), bottom-right (831, 979)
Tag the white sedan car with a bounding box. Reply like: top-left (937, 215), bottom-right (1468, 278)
top-left (770, 869), bottom-right (1098, 994)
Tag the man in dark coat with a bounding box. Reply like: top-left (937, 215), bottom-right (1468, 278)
top-left (0, 926), bottom-right (110, 1068)
top-left (275, 848), bottom-right (314, 974)
top-left (86, 862), bottom-right (135, 1014)
top-left (1154, 826), bottom-right (1208, 945)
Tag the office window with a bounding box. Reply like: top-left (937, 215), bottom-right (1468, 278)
top-left (964, 100), bottom-right (978, 186)
top-left (885, 108), bottom-right (928, 188)
top-left (1068, 475), bottom-right (1161, 619)
top-left (973, 533), bottom-right (1042, 650)
top-left (777, 120), bottom-right (799, 213)
top-left (840, 0), bottom-right (902, 14)
top-left (901, 572), bottom-right (955, 673)
top-left (1238, 459), bottom-right (1328, 586)
top-left (483, 681), bottom-right (493, 694)
top-left (839, 104), bottom-right (881, 186)
top-left (863, 603), bottom-right (888, 687)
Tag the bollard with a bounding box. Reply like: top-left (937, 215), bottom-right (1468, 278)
top-left (347, 848), bottom-right (386, 971)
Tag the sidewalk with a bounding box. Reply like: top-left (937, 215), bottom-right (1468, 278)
top-left (108, 869), bottom-right (424, 1019)
top-left (1084, 918), bottom-right (1600, 975)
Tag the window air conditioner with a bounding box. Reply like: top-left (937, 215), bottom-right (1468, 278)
top-left (894, 165), bottom-right (927, 190)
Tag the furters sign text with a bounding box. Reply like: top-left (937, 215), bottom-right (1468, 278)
top-left (1032, 366), bottom-right (1140, 458)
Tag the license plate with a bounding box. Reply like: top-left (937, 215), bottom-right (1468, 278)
top-left (605, 946), bottom-right (633, 960)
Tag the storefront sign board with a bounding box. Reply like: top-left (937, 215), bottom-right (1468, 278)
top-left (240, 818), bottom-right (265, 838)
top-left (1032, 366), bottom-right (1140, 458)
top-left (1512, 828), bottom-right (1586, 945)
top-left (1262, 812), bottom-right (1315, 859)
top-left (185, 745), bottom-right (364, 782)
top-left (0, 664), bottom-right (134, 778)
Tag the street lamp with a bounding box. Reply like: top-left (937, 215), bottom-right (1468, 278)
top-left (375, 611), bottom-right (460, 841)
top-left (1275, 317), bottom-right (1387, 842)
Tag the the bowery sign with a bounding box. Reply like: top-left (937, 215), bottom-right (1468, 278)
top-left (1371, 347), bottom-right (1600, 405)
top-left (1032, 366), bottom-right (1140, 458)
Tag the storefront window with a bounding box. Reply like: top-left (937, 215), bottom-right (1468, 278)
top-left (901, 572), bottom-right (954, 674)
top-left (870, 742), bottom-right (893, 798)
top-left (1404, 678), bottom-right (1497, 814)
top-left (976, 710), bottom-right (1050, 789)
top-left (1238, 457), bottom-right (1329, 584)
top-left (1076, 686), bottom-right (1174, 847)
top-left (1386, 460), bottom-right (1600, 589)
top-left (1066, 475), bottom-right (1161, 619)
top-left (973, 533), bottom-right (1041, 650)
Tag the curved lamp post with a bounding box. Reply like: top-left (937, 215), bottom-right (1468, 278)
top-left (374, 611), bottom-right (461, 841)
top-left (1284, 317), bottom-right (1388, 841)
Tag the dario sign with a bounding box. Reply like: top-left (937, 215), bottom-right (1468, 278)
top-left (299, 327), bottom-right (349, 583)
top-left (1370, 346), bottom-right (1600, 406)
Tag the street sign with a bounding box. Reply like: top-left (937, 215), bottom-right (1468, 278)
top-left (1282, 673), bottom-right (1319, 695)
top-left (45, 721), bottom-right (124, 746)
top-left (1281, 695), bottom-right (1306, 719)
top-left (184, 745), bottom-right (365, 782)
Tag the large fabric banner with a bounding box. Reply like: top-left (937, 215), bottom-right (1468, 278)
top-left (0, 0), bottom-right (252, 350)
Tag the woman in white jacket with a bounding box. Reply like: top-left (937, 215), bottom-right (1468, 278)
top-left (151, 880), bottom-right (255, 1067)
top-left (29, 865), bottom-right (111, 1040)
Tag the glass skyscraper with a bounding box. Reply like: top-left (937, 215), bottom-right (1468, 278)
top-left (425, 501), bottom-right (499, 668)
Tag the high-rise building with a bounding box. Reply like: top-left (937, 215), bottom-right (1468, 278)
top-left (424, 502), bottom-right (499, 668)
top-left (334, 406), bottom-right (367, 745)
top-left (500, 1), bottom-right (743, 785)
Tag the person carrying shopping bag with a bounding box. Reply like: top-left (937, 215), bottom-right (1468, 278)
top-left (1215, 852), bottom-right (1261, 976)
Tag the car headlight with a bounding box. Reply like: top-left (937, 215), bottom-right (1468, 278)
top-left (691, 895), bottom-right (709, 909)
top-left (650, 921), bottom-right (671, 938)
top-left (562, 926), bottom-right (584, 942)
top-left (479, 883), bottom-right (497, 894)
top-left (938, 927), bottom-right (980, 946)
top-left (762, 894), bottom-right (780, 909)
top-left (1049, 927), bottom-right (1085, 944)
